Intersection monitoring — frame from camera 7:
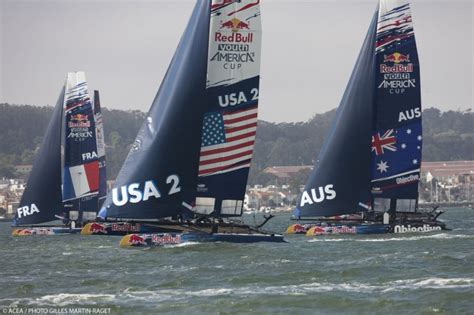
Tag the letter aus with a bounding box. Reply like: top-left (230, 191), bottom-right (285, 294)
top-left (17, 203), bottom-right (40, 218)
top-left (300, 184), bottom-right (336, 207)
top-left (398, 107), bottom-right (421, 122)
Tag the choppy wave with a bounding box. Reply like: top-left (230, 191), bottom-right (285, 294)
top-left (3, 278), bottom-right (472, 306)
top-left (1, 210), bottom-right (473, 312)
top-left (307, 233), bottom-right (473, 243)
top-left (2, 293), bottom-right (116, 307)
top-left (166, 241), bottom-right (201, 248)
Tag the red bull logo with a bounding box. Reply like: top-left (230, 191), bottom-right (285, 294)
top-left (380, 52), bottom-right (413, 73)
top-left (68, 114), bottom-right (91, 128)
top-left (293, 224), bottom-right (307, 233)
top-left (311, 226), bottom-right (328, 235)
top-left (383, 52), bottom-right (410, 64)
top-left (89, 223), bottom-right (108, 234)
top-left (71, 114), bottom-right (88, 122)
top-left (127, 234), bottom-right (147, 246)
top-left (220, 17), bottom-right (250, 32)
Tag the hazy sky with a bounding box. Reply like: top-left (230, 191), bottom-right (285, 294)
top-left (1, 0), bottom-right (472, 122)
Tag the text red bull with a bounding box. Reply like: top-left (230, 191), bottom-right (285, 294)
top-left (151, 234), bottom-right (182, 245)
top-left (111, 223), bottom-right (140, 232)
top-left (215, 32), bottom-right (253, 43)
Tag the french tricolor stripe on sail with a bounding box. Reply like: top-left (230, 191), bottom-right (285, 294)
top-left (63, 161), bottom-right (99, 200)
top-left (198, 105), bottom-right (257, 177)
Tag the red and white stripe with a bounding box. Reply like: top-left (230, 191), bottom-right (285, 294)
top-left (64, 161), bottom-right (99, 201)
top-left (198, 106), bottom-right (258, 177)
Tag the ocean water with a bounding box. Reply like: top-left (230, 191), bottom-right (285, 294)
top-left (1, 208), bottom-right (473, 314)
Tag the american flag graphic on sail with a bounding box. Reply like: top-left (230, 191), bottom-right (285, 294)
top-left (199, 105), bottom-right (258, 177)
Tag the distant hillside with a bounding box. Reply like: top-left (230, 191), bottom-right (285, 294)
top-left (0, 103), bottom-right (472, 184)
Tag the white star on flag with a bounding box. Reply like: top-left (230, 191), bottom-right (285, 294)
top-left (406, 129), bottom-right (412, 134)
top-left (377, 160), bottom-right (389, 173)
top-left (401, 143), bottom-right (406, 149)
top-left (413, 159), bottom-right (418, 164)
top-left (417, 135), bottom-right (422, 141)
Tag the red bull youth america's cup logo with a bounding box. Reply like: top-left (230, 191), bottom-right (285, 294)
top-left (67, 113), bottom-right (93, 139)
top-left (378, 51), bottom-right (416, 94)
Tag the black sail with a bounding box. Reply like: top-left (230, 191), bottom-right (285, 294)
top-left (295, 11), bottom-right (379, 218)
top-left (98, 0), bottom-right (211, 220)
top-left (13, 87), bottom-right (65, 226)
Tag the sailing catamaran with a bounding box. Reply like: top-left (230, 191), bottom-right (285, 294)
top-left (286, 0), bottom-right (447, 236)
top-left (83, 0), bottom-right (283, 246)
top-left (12, 72), bottom-right (104, 235)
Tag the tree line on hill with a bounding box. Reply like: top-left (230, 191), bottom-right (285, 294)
top-left (0, 103), bottom-right (472, 185)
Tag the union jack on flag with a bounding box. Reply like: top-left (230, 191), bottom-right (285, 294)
top-left (198, 105), bottom-right (258, 177)
top-left (372, 129), bottom-right (397, 156)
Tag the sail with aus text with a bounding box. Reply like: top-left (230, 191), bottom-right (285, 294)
top-left (195, 0), bottom-right (262, 217)
top-left (98, 0), bottom-right (211, 220)
top-left (295, 0), bottom-right (421, 218)
top-left (62, 72), bottom-right (100, 222)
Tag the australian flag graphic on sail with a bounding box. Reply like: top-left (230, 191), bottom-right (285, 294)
top-left (371, 122), bottom-right (422, 198)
